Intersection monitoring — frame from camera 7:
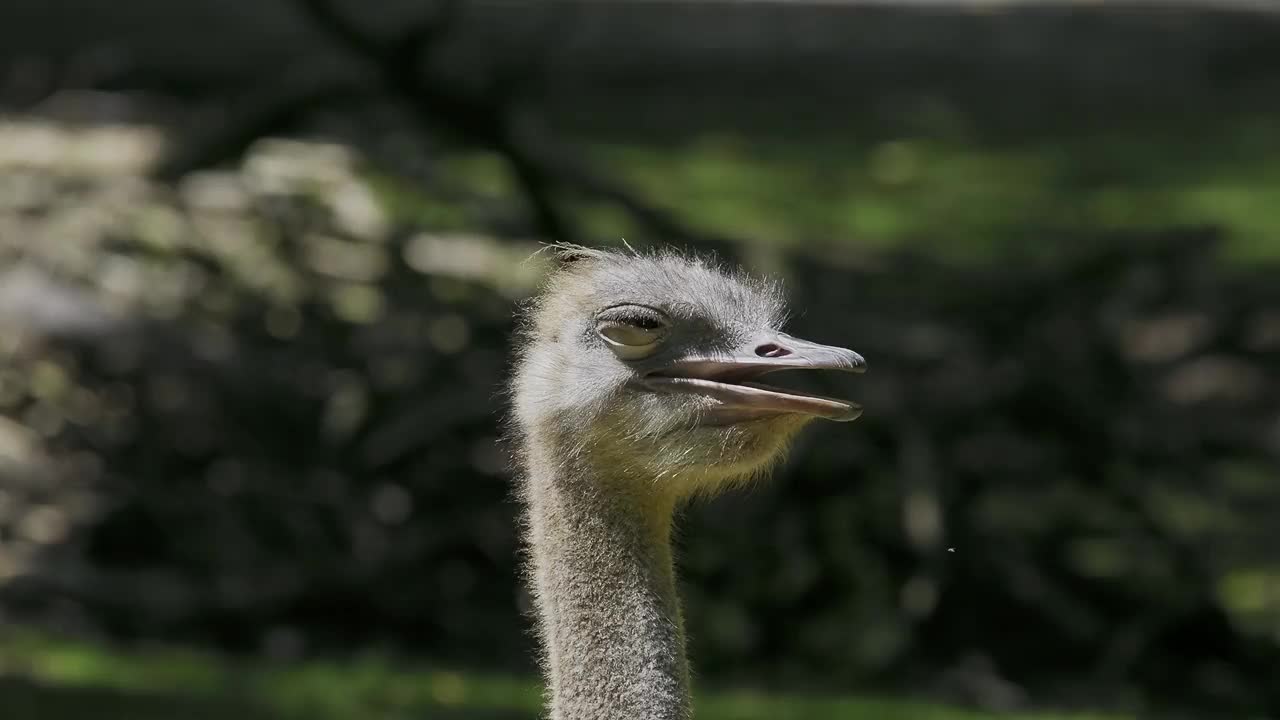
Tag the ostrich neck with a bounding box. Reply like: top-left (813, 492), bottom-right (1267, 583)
top-left (523, 443), bottom-right (690, 720)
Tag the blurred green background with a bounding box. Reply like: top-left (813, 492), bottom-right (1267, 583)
top-left (1, 1), bottom-right (1279, 718)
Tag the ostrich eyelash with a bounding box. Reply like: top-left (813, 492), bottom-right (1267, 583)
top-left (618, 314), bottom-right (662, 330)
top-left (596, 304), bottom-right (670, 330)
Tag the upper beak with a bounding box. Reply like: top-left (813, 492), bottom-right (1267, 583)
top-left (640, 332), bottom-right (867, 423)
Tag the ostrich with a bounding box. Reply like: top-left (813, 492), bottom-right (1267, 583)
top-left (510, 245), bottom-right (866, 720)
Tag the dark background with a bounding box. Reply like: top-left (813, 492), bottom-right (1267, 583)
top-left (1, 1), bottom-right (1279, 718)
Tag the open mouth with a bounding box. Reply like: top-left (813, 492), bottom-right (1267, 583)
top-left (639, 336), bottom-right (866, 424)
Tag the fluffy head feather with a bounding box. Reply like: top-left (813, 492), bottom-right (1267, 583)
top-left (511, 244), bottom-right (800, 499)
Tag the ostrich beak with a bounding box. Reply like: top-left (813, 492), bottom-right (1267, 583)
top-left (641, 333), bottom-right (866, 423)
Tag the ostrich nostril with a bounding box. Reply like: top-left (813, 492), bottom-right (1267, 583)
top-left (755, 343), bottom-right (792, 358)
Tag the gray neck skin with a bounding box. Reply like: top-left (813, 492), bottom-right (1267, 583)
top-left (523, 446), bottom-right (690, 720)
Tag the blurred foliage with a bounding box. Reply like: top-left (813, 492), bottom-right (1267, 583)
top-left (0, 133), bottom-right (542, 667)
top-left (4, 1), bottom-right (1280, 714)
top-left (0, 120), bottom-right (1278, 719)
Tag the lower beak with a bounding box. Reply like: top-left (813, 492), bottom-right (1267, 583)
top-left (640, 333), bottom-right (866, 423)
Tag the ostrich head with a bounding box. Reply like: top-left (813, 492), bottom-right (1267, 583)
top-left (512, 245), bottom-right (865, 497)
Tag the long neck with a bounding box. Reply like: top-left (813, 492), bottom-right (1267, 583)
top-left (522, 442), bottom-right (690, 720)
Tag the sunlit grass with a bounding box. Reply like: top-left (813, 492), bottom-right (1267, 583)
top-left (362, 111), bottom-right (1280, 268)
top-left (0, 632), bottom-right (1128, 720)
top-left (702, 690), bottom-right (1122, 720)
top-left (572, 117), bottom-right (1280, 264)
top-left (596, 133), bottom-right (1276, 262)
top-left (3, 632), bottom-right (541, 719)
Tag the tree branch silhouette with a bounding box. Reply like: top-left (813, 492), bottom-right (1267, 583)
top-left (158, 0), bottom-right (725, 247)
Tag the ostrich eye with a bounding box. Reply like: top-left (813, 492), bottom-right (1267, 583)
top-left (596, 305), bottom-right (669, 358)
